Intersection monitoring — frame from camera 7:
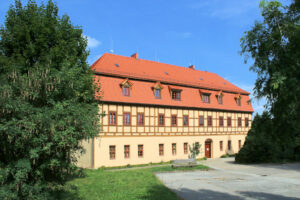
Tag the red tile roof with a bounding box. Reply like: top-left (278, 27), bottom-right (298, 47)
top-left (92, 53), bottom-right (254, 113)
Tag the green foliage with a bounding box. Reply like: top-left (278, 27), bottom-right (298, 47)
top-left (189, 142), bottom-right (201, 159)
top-left (0, 0), bottom-right (101, 199)
top-left (238, 0), bottom-right (300, 163)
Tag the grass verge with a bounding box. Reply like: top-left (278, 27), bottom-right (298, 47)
top-left (56, 164), bottom-right (209, 200)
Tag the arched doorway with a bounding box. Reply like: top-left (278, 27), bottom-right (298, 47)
top-left (205, 139), bottom-right (212, 158)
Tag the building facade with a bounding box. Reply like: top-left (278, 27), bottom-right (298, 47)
top-left (77, 53), bottom-right (254, 168)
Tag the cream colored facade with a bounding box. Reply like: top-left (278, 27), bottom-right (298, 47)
top-left (77, 103), bottom-right (252, 168)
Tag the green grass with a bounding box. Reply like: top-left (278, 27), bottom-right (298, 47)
top-left (57, 164), bottom-right (209, 200)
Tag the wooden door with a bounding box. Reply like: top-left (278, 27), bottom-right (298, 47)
top-left (205, 141), bottom-right (211, 158)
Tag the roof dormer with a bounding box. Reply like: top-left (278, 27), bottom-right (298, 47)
top-left (120, 78), bottom-right (133, 97)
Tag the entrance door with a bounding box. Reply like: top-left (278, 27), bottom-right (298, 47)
top-left (205, 141), bottom-right (211, 158)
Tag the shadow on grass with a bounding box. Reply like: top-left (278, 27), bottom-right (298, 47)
top-left (52, 185), bottom-right (82, 200)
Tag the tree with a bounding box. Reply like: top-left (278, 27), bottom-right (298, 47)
top-left (237, 0), bottom-right (300, 162)
top-left (0, 0), bottom-right (101, 199)
top-left (189, 142), bottom-right (201, 159)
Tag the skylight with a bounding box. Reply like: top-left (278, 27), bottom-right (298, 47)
top-left (115, 64), bottom-right (119, 67)
top-left (165, 72), bottom-right (169, 75)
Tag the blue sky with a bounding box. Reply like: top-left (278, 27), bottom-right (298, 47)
top-left (0, 0), bottom-right (291, 114)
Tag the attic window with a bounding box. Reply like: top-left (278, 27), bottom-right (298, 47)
top-left (123, 86), bottom-right (130, 96)
top-left (115, 64), bottom-right (119, 67)
top-left (120, 78), bottom-right (132, 97)
top-left (154, 89), bottom-right (161, 99)
top-left (216, 91), bottom-right (223, 105)
top-left (202, 93), bottom-right (210, 103)
top-left (235, 94), bottom-right (242, 106)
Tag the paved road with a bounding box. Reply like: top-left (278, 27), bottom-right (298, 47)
top-left (156, 158), bottom-right (300, 200)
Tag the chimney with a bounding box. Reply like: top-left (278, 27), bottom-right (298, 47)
top-left (131, 53), bottom-right (138, 59)
top-left (189, 65), bottom-right (195, 70)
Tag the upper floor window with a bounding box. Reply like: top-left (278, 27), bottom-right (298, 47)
top-left (227, 117), bottom-right (232, 127)
top-left (183, 115), bottom-right (189, 126)
top-left (124, 113), bottom-right (131, 125)
top-left (109, 111), bottom-right (117, 125)
top-left (171, 115), bottom-right (177, 126)
top-left (208, 116), bottom-right (213, 126)
top-left (158, 114), bottom-right (165, 126)
top-left (202, 94), bottom-right (210, 103)
top-left (137, 113), bottom-right (144, 126)
top-left (154, 89), bottom-right (161, 99)
top-left (245, 118), bottom-right (249, 127)
top-left (199, 115), bottom-right (204, 126)
top-left (238, 117), bottom-right (242, 127)
top-left (123, 86), bottom-right (130, 96)
top-left (219, 116), bottom-right (224, 127)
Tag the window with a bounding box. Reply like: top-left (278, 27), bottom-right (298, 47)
top-left (236, 98), bottom-right (241, 106)
top-left (109, 145), bottom-right (115, 160)
top-left (199, 115), bottom-right (204, 126)
top-left (238, 140), bottom-right (242, 150)
top-left (228, 140), bottom-right (232, 151)
top-left (124, 145), bottom-right (130, 158)
top-left (183, 115), bottom-right (189, 126)
top-left (202, 94), bottom-right (210, 103)
top-left (159, 144), bottom-right (164, 156)
top-left (154, 89), bottom-right (161, 99)
top-left (124, 113), bottom-right (131, 125)
top-left (219, 116), bottom-right (224, 127)
top-left (172, 143), bottom-right (176, 155)
top-left (184, 143), bottom-right (188, 154)
top-left (238, 117), bottom-right (242, 127)
top-left (137, 113), bottom-right (144, 126)
top-left (207, 116), bottom-right (212, 126)
top-left (123, 86), bottom-right (130, 96)
top-left (220, 141), bottom-right (223, 151)
top-left (138, 145), bottom-right (143, 158)
top-left (171, 115), bottom-right (177, 126)
top-left (171, 90), bottom-right (181, 100)
top-left (109, 111), bottom-right (117, 125)
top-left (245, 118), bottom-right (249, 127)
top-left (158, 114), bottom-right (165, 126)
top-left (227, 117), bottom-right (232, 127)
top-left (217, 95), bottom-right (223, 104)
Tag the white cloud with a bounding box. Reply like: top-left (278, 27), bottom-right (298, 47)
top-left (86, 35), bottom-right (101, 48)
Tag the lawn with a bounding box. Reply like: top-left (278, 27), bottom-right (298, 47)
top-left (57, 165), bottom-right (209, 200)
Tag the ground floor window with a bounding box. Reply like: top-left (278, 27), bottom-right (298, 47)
top-left (184, 142), bottom-right (188, 154)
top-left (138, 145), bottom-right (143, 158)
top-left (159, 144), bottom-right (164, 156)
top-left (172, 143), bottom-right (176, 155)
top-left (124, 145), bottom-right (130, 158)
top-left (220, 141), bottom-right (223, 151)
top-left (228, 140), bottom-right (232, 151)
top-left (109, 145), bottom-right (116, 160)
top-left (238, 140), bottom-right (241, 149)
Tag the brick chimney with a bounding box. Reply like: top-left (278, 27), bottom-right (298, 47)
top-left (131, 53), bottom-right (138, 59)
top-left (189, 65), bottom-right (195, 70)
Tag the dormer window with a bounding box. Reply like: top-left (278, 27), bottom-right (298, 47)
top-left (154, 89), bottom-right (161, 99)
top-left (120, 78), bottom-right (133, 97)
top-left (202, 94), bottom-right (210, 103)
top-left (235, 94), bottom-right (242, 106)
top-left (152, 82), bottom-right (163, 99)
top-left (171, 90), bottom-right (181, 100)
top-left (123, 86), bottom-right (130, 96)
top-left (216, 91), bottom-right (223, 105)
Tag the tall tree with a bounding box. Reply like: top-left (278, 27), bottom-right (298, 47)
top-left (0, 0), bottom-right (101, 199)
top-left (237, 0), bottom-right (300, 162)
